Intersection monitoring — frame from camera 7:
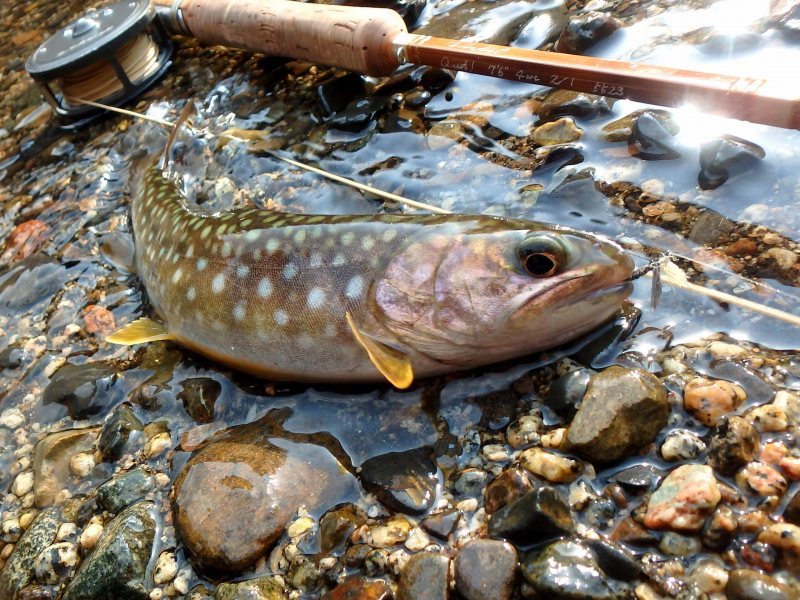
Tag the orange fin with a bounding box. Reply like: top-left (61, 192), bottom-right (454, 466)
top-left (345, 311), bottom-right (413, 389)
top-left (106, 318), bottom-right (175, 345)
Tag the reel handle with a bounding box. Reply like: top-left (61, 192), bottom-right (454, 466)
top-left (151, 0), bottom-right (407, 76)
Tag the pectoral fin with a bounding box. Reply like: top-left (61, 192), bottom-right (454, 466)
top-left (106, 318), bottom-right (175, 345)
top-left (345, 312), bottom-right (413, 389)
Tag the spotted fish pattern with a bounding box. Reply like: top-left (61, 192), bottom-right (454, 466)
top-left (128, 164), bottom-right (634, 384)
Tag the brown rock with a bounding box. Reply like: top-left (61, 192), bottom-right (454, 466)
top-left (399, 552), bottom-right (449, 600)
top-left (33, 428), bottom-right (100, 508)
top-left (726, 569), bottom-right (793, 600)
top-left (322, 577), bottom-right (392, 600)
top-left (564, 366), bottom-right (669, 463)
top-left (683, 377), bottom-right (746, 426)
top-left (707, 416), bottom-right (760, 475)
top-left (484, 468), bottom-right (532, 514)
top-left (172, 419), bottom-right (355, 572)
top-left (1, 220), bottom-right (49, 265)
top-left (736, 462), bottom-right (788, 496)
top-left (83, 305), bottom-right (116, 336)
top-left (454, 539), bottom-right (517, 600)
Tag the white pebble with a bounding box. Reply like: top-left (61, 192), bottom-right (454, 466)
top-left (56, 523), bottom-right (78, 543)
top-left (78, 522), bottom-right (103, 551)
top-left (1, 518), bottom-right (22, 543)
top-left (286, 516), bottom-right (315, 539)
top-left (482, 444), bottom-right (509, 462)
top-left (0, 408), bottom-right (25, 429)
top-left (144, 432), bottom-right (172, 459)
top-left (69, 452), bottom-right (95, 477)
top-left (153, 551), bottom-right (178, 584)
top-left (404, 527), bottom-right (431, 551)
top-left (11, 472), bottom-right (33, 497)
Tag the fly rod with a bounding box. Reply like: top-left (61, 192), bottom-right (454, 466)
top-left (149, 0), bottom-right (800, 130)
top-left (25, 0), bottom-right (800, 129)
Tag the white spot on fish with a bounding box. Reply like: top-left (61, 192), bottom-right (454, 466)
top-left (346, 275), bottom-right (364, 299)
top-left (309, 253), bottom-right (322, 268)
top-left (187, 287), bottom-right (196, 301)
top-left (307, 287), bottom-right (325, 309)
top-left (324, 323), bottom-right (337, 338)
top-left (233, 302), bottom-right (247, 322)
top-left (258, 277), bottom-right (273, 298)
top-left (201, 225), bottom-right (212, 239)
top-left (341, 232), bottom-right (355, 246)
top-left (296, 334), bottom-right (314, 350)
top-left (282, 264), bottom-right (297, 280)
top-left (266, 238), bottom-right (280, 253)
top-left (186, 246), bottom-right (194, 259)
top-left (221, 242), bottom-right (232, 257)
top-left (331, 254), bottom-right (346, 267)
top-left (197, 258), bottom-right (208, 271)
top-left (294, 230), bottom-right (307, 243)
top-left (237, 265), bottom-right (250, 279)
top-left (212, 274), bottom-right (225, 294)
top-left (274, 309), bottom-right (289, 326)
top-left (245, 230), bottom-right (260, 242)
top-left (171, 268), bottom-right (183, 284)
top-left (362, 237), bottom-right (375, 251)
top-left (383, 229), bottom-right (398, 243)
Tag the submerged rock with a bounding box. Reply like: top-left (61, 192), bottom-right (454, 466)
top-left (545, 368), bottom-right (591, 421)
top-left (62, 502), bottom-right (155, 600)
top-left (359, 446), bottom-right (438, 515)
top-left (683, 377), bottom-right (746, 426)
top-left (698, 135), bottom-right (765, 190)
top-left (521, 539), bottom-right (632, 599)
top-left (628, 112), bottom-right (681, 160)
top-left (707, 416), bottom-right (760, 475)
top-left (178, 378), bottom-right (221, 424)
top-left (96, 467), bottom-right (154, 514)
top-left (420, 508), bottom-right (462, 540)
top-left (564, 366), bottom-right (669, 463)
top-left (33, 427), bottom-right (100, 507)
top-left (532, 117), bottom-right (583, 146)
top-left (41, 362), bottom-right (121, 420)
top-left (601, 109), bottom-right (678, 142)
top-left (553, 12), bottom-right (621, 55)
top-left (538, 90), bottom-right (614, 121)
top-left (454, 539), bottom-right (517, 600)
top-left (172, 414), bottom-right (356, 572)
top-left (726, 569), bottom-right (793, 600)
top-left (97, 404), bottom-right (143, 461)
top-left (215, 576), bottom-right (286, 600)
top-left (321, 577), bottom-right (392, 600)
top-left (0, 507), bottom-right (61, 600)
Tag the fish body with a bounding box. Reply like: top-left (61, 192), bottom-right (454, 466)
top-left (124, 164), bottom-right (633, 385)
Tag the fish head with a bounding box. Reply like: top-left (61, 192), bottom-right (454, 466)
top-left (374, 221), bottom-right (634, 366)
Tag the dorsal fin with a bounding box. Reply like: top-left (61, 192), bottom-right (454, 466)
top-left (159, 102), bottom-right (195, 171)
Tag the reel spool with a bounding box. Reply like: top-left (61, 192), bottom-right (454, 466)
top-left (25, 0), bottom-right (173, 118)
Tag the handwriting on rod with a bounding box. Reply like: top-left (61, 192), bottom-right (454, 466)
top-left (439, 56), bottom-right (626, 97)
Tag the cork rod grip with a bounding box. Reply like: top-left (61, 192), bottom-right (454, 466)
top-left (161, 0), bottom-right (408, 76)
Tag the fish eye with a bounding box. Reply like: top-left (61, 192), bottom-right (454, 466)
top-left (517, 235), bottom-right (567, 278)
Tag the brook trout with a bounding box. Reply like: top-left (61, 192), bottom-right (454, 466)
top-left (110, 142), bottom-right (634, 388)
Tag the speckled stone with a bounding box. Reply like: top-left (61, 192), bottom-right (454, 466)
top-left (96, 467), bottom-right (154, 514)
top-left (454, 539), bottom-right (517, 600)
top-left (215, 576), bottom-right (286, 600)
top-left (0, 507), bottom-right (61, 600)
top-left (707, 416), bottom-right (760, 475)
top-left (62, 502), bottom-right (155, 600)
top-left (644, 464), bottom-right (721, 531)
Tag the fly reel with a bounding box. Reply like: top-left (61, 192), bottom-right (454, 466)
top-left (25, 0), bottom-right (173, 118)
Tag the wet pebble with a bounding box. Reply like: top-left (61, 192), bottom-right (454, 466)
top-left (398, 552), bottom-right (448, 600)
top-left (153, 551), bottom-right (177, 585)
top-left (784, 489), bottom-right (800, 525)
top-left (537, 90), bottom-right (613, 121)
top-left (521, 539), bottom-right (632, 599)
top-left (321, 577), bottom-right (391, 600)
top-left (61, 502), bottom-right (155, 600)
top-left (628, 111), bottom-right (681, 160)
top-left (319, 505), bottom-right (366, 555)
top-left (359, 446), bottom-right (438, 515)
top-left (420, 509), bottom-right (461, 541)
top-left (0, 220), bottom-right (49, 264)
top-left (82, 305), bottom-right (115, 337)
top-left (660, 429), bottom-right (706, 461)
top-left (544, 368), bottom-right (591, 421)
top-left (553, 12), bottom-right (621, 55)
top-left (726, 568), bottom-right (793, 600)
top-left (701, 504), bottom-right (737, 550)
top-left (367, 516), bottom-right (412, 548)
top-left (564, 366), bottom-right (669, 463)
top-left (328, 97), bottom-right (388, 132)
top-left (96, 467), bottom-right (154, 514)
top-left (644, 464), bottom-right (721, 531)
top-left (707, 416), bottom-right (760, 475)
top-left (97, 404), bottom-right (143, 461)
top-left (683, 377), bottom-right (746, 426)
top-left (658, 531), bottom-right (702, 556)
top-left (532, 117), bottom-right (583, 146)
top-left (215, 576), bottom-right (285, 600)
top-left (41, 362), bottom-right (119, 420)
top-left (454, 539), bottom-right (517, 600)
top-left (178, 378), bottom-right (221, 424)
top-left (736, 462), bottom-right (788, 496)
top-left (611, 464), bottom-right (664, 493)
top-left (488, 486), bottom-right (574, 545)
top-left (601, 109), bottom-right (678, 142)
top-left (33, 542), bottom-right (78, 584)
top-left (0, 408), bottom-right (25, 429)
top-left (518, 447), bottom-right (581, 483)
top-left (698, 135), bottom-right (765, 190)
top-left (484, 467), bottom-right (532, 514)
